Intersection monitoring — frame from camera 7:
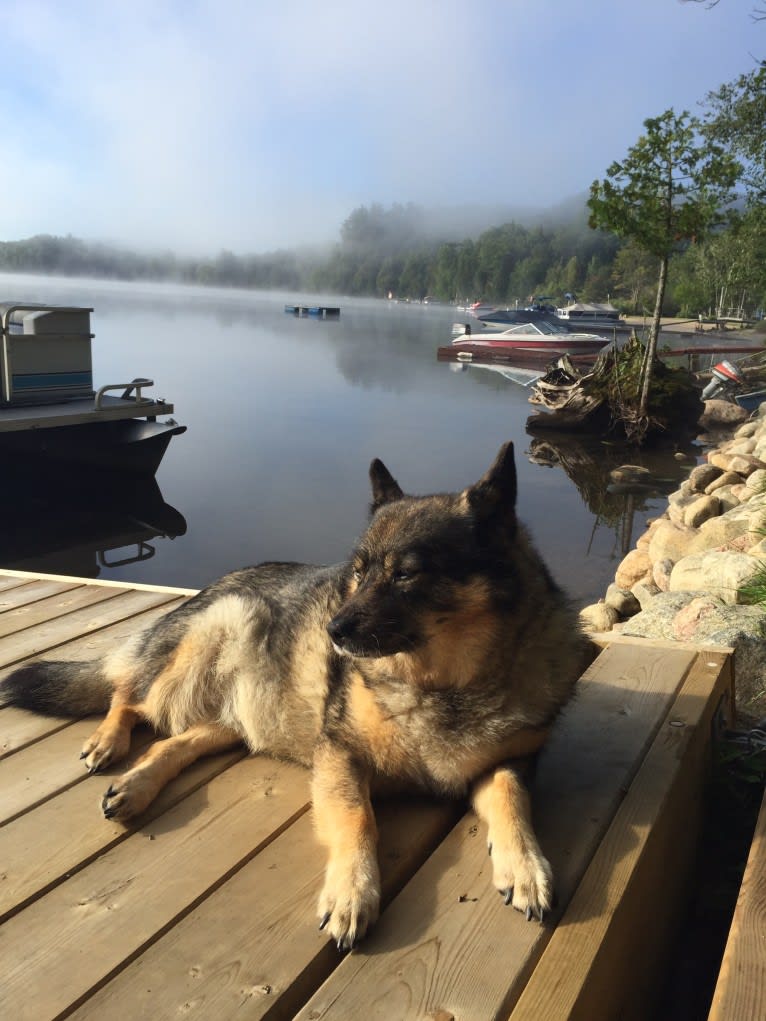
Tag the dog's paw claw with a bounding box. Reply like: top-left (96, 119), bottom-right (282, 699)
top-left (317, 861), bottom-right (380, 951)
top-left (491, 844), bottom-right (553, 921)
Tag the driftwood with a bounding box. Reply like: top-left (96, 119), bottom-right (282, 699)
top-left (527, 354), bottom-right (610, 432)
top-left (526, 337), bottom-right (704, 442)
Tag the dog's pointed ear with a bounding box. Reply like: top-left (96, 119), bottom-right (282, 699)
top-left (464, 442), bottom-right (517, 529)
top-left (369, 458), bottom-right (404, 513)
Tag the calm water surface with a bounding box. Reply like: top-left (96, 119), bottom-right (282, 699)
top-left (0, 273), bottom-right (701, 606)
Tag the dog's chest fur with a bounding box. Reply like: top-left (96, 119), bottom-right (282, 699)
top-left (336, 670), bottom-right (530, 795)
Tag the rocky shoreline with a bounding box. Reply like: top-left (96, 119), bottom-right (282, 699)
top-left (580, 399), bottom-right (766, 722)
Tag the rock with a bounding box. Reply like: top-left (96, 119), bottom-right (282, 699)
top-left (745, 468), bottom-right (766, 492)
top-left (705, 471), bottom-right (743, 494)
top-left (729, 454), bottom-right (766, 476)
top-left (669, 550), bottom-right (762, 604)
top-left (653, 558), bottom-right (674, 592)
top-left (609, 464), bottom-right (652, 485)
top-left (730, 483), bottom-right (753, 502)
top-left (648, 520), bottom-right (699, 565)
top-left (604, 583), bottom-right (640, 617)
top-left (619, 592), bottom-right (702, 640)
top-left (735, 421), bottom-right (760, 438)
top-left (696, 513), bottom-right (753, 550)
top-left (714, 485), bottom-right (743, 514)
top-left (667, 486), bottom-right (699, 525)
top-left (580, 602), bottom-right (620, 633)
top-left (727, 437), bottom-right (757, 455)
top-left (631, 579), bottom-right (661, 609)
top-left (672, 596), bottom-right (726, 641)
top-left (684, 494), bottom-right (721, 528)
top-left (615, 548), bottom-right (652, 590)
top-left (688, 463), bottom-right (723, 493)
top-left (699, 400), bottom-right (749, 428)
top-left (747, 537), bottom-right (766, 557)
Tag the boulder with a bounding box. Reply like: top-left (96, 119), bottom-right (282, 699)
top-left (618, 592), bottom-right (703, 640)
top-left (653, 558), bottom-right (674, 592)
top-left (699, 400), bottom-right (749, 428)
top-left (688, 463), bottom-right (723, 493)
top-left (684, 494), bottom-right (721, 528)
top-left (615, 548), bottom-right (652, 590)
top-left (604, 583), bottom-right (640, 617)
top-left (705, 471), bottom-right (743, 494)
top-left (631, 579), bottom-right (661, 609)
top-left (648, 520), bottom-right (699, 564)
top-left (745, 468), bottom-right (766, 492)
top-left (669, 550), bottom-right (762, 604)
top-left (672, 596), bottom-right (726, 641)
top-left (580, 602), bottom-right (620, 633)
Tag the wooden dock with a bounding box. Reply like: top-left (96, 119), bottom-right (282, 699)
top-left (0, 568), bottom-right (741, 1020)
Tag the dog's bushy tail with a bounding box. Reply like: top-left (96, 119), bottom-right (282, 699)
top-left (0, 660), bottom-right (111, 716)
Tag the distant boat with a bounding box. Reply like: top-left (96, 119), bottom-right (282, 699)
top-left (477, 302), bottom-right (626, 336)
top-left (0, 302), bottom-right (185, 476)
top-left (555, 301), bottom-right (623, 330)
top-left (450, 319), bottom-right (610, 356)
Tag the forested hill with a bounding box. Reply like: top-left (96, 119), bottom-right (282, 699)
top-left (0, 197), bottom-right (763, 318)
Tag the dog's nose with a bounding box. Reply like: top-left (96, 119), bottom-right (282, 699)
top-left (326, 617), bottom-right (346, 645)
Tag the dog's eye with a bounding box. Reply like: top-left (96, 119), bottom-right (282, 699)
top-left (393, 569), bottom-right (414, 583)
top-left (352, 567), bottom-right (364, 582)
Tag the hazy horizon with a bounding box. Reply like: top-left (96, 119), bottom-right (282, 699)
top-left (1, 1), bottom-right (759, 256)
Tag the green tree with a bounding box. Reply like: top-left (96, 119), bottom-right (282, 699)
top-left (611, 241), bottom-right (657, 312)
top-left (703, 62), bottom-right (766, 205)
top-left (588, 109), bottom-right (740, 435)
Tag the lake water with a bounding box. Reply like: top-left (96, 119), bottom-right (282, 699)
top-left (0, 273), bottom-right (702, 605)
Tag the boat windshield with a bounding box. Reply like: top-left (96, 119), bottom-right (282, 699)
top-left (503, 321), bottom-right (569, 336)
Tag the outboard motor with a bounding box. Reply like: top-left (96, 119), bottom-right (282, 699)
top-left (701, 359), bottom-right (745, 401)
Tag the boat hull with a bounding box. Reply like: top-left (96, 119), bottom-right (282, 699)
top-left (0, 418), bottom-right (187, 477)
top-left (450, 337), bottom-right (607, 355)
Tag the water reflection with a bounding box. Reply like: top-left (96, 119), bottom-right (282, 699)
top-left (524, 433), bottom-right (690, 558)
top-left (0, 461), bottom-right (186, 579)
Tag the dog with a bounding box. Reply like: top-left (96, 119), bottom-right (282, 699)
top-left (0, 441), bottom-right (587, 949)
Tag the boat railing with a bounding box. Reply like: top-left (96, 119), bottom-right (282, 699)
top-left (95, 378), bottom-right (156, 409)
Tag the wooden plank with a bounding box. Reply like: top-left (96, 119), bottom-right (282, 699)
top-left (295, 642), bottom-right (699, 1021)
top-left (708, 787), bottom-right (766, 1021)
top-left (0, 579), bottom-right (83, 615)
top-left (0, 567), bottom-right (198, 597)
top-left (0, 706), bottom-right (71, 759)
top-left (0, 575), bottom-right (40, 594)
top-left (68, 799), bottom-right (461, 1021)
top-left (0, 597), bottom-right (188, 757)
top-left (2, 757), bottom-right (310, 1020)
top-left (0, 743), bottom-right (246, 923)
top-left (0, 583), bottom-right (119, 639)
top-left (509, 650), bottom-right (733, 1021)
top-left (0, 586), bottom-right (184, 668)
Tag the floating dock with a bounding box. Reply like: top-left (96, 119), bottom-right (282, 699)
top-left (284, 304), bottom-right (341, 319)
top-left (0, 568), bottom-right (747, 1020)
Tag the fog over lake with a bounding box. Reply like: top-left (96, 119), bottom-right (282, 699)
top-left (0, 273), bottom-right (699, 604)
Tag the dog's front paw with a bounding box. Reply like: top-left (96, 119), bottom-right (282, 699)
top-left (81, 724), bottom-right (132, 774)
top-left (317, 856), bottom-right (381, 951)
top-left (100, 768), bottom-right (159, 822)
top-left (490, 841), bottom-right (553, 922)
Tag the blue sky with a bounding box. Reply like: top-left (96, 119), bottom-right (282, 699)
top-left (0, 0), bottom-right (761, 254)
